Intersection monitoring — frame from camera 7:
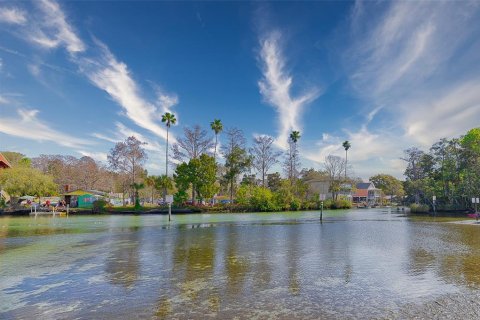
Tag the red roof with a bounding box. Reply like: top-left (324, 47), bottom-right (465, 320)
top-left (0, 153), bottom-right (12, 169)
top-left (353, 189), bottom-right (368, 197)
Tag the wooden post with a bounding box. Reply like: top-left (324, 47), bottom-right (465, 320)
top-left (168, 202), bottom-right (172, 222)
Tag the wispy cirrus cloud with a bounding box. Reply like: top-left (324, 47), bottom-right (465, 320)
top-left (1, 0), bottom-right (177, 147)
top-left (30, 0), bottom-right (85, 54)
top-left (93, 122), bottom-right (165, 153)
top-left (76, 40), bottom-right (173, 141)
top-left (344, 0), bottom-right (480, 147)
top-left (305, 0), bottom-right (480, 179)
top-left (258, 31), bottom-right (321, 149)
top-left (0, 7), bottom-right (27, 25)
top-left (0, 109), bottom-right (92, 148)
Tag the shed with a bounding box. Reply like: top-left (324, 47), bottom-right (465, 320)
top-left (64, 190), bottom-right (95, 208)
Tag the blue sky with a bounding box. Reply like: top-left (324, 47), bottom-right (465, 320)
top-left (1, 1), bottom-right (480, 179)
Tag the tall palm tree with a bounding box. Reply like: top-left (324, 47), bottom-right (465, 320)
top-left (289, 130), bottom-right (301, 182)
top-left (210, 119), bottom-right (223, 163)
top-left (342, 140), bottom-right (351, 180)
top-left (161, 112), bottom-right (176, 177)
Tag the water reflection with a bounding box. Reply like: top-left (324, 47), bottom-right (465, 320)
top-left (105, 226), bottom-right (141, 288)
top-left (1, 211), bottom-right (480, 319)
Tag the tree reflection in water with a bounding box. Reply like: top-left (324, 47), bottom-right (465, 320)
top-left (105, 226), bottom-right (141, 288)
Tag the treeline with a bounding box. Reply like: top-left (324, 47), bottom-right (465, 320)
top-left (104, 115), bottom-right (358, 211)
top-left (402, 128), bottom-right (480, 211)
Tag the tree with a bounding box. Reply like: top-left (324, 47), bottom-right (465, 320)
top-left (284, 131), bottom-right (301, 183)
top-left (267, 172), bottom-right (282, 192)
top-left (172, 125), bottom-right (214, 162)
top-left (108, 136), bottom-right (147, 204)
top-left (144, 176), bottom-right (157, 204)
top-left (210, 119), bottom-right (223, 164)
top-left (369, 174), bottom-right (404, 204)
top-left (161, 112), bottom-right (176, 178)
top-left (401, 147), bottom-right (426, 204)
top-left (324, 155), bottom-right (346, 200)
top-left (250, 135), bottom-right (281, 186)
top-left (195, 154), bottom-right (218, 201)
top-left (0, 166), bottom-right (57, 198)
top-left (224, 146), bottom-right (252, 202)
top-left (342, 140), bottom-right (351, 179)
top-left (155, 175), bottom-right (173, 203)
top-left (222, 128), bottom-right (251, 202)
top-left (0, 151), bottom-right (30, 167)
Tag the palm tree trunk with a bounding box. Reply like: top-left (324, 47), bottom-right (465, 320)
top-left (345, 150), bottom-right (348, 180)
top-left (214, 134), bottom-right (218, 163)
top-left (166, 127), bottom-right (169, 177)
top-left (165, 127), bottom-right (169, 202)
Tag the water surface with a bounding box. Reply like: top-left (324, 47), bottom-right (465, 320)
top-left (1, 209), bottom-right (480, 319)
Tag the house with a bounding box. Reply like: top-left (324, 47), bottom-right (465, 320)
top-left (0, 153), bottom-right (12, 169)
top-left (64, 190), bottom-right (100, 208)
top-left (352, 182), bottom-right (381, 205)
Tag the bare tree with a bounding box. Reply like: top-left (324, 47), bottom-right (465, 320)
top-left (250, 135), bottom-right (281, 186)
top-left (324, 155), bottom-right (346, 200)
top-left (108, 136), bottom-right (147, 204)
top-left (172, 125), bottom-right (214, 162)
top-left (221, 127), bottom-right (246, 156)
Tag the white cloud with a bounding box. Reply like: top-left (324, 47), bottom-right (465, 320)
top-left (0, 7), bottom-right (27, 25)
top-left (0, 109), bottom-right (93, 148)
top-left (76, 40), bottom-right (174, 142)
top-left (30, 0), bottom-right (85, 53)
top-left (77, 150), bottom-right (108, 162)
top-left (258, 31), bottom-right (321, 149)
top-left (345, 1), bottom-right (480, 147)
top-left (151, 84), bottom-right (179, 115)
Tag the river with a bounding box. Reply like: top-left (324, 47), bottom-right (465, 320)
top-left (1, 209), bottom-right (479, 319)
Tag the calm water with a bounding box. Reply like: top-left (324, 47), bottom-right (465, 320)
top-left (1, 209), bottom-right (480, 319)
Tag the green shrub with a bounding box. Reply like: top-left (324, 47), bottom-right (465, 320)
top-left (92, 199), bottom-right (110, 213)
top-left (410, 203), bottom-right (430, 213)
top-left (250, 187), bottom-right (277, 211)
top-left (332, 199), bottom-right (352, 209)
top-left (289, 199), bottom-right (301, 211)
top-left (174, 190), bottom-right (188, 205)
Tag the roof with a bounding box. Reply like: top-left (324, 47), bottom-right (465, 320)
top-left (64, 190), bottom-right (92, 196)
top-left (353, 189), bottom-right (368, 197)
top-left (356, 182), bottom-right (373, 190)
top-left (0, 153), bottom-right (12, 169)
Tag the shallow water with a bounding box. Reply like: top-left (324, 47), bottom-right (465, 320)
top-left (1, 209), bottom-right (480, 319)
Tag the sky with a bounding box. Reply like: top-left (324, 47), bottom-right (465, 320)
top-left (1, 0), bottom-right (479, 179)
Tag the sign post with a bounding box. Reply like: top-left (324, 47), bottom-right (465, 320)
top-left (320, 194), bottom-right (326, 222)
top-left (166, 195), bottom-right (174, 222)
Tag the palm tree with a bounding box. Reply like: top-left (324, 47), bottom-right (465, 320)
top-left (155, 175), bottom-right (173, 203)
top-left (289, 131), bottom-right (301, 182)
top-left (342, 140), bottom-right (351, 180)
top-left (210, 119), bottom-right (223, 163)
top-left (144, 176), bottom-right (156, 204)
top-left (161, 112), bottom-right (176, 177)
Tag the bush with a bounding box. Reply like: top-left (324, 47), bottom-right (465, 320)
top-left (174, 190), bottom-right (188, 206)
top-left (332, 199), bottom-right (352, 209)
top-left (92, 199), bottom-right (110, 213)
top-left (250, 187), bottom-right (277, 211)
top-left (289, 199), bottom-right (301, 211)
top-left (410, 203), bottom-right (430, 213)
